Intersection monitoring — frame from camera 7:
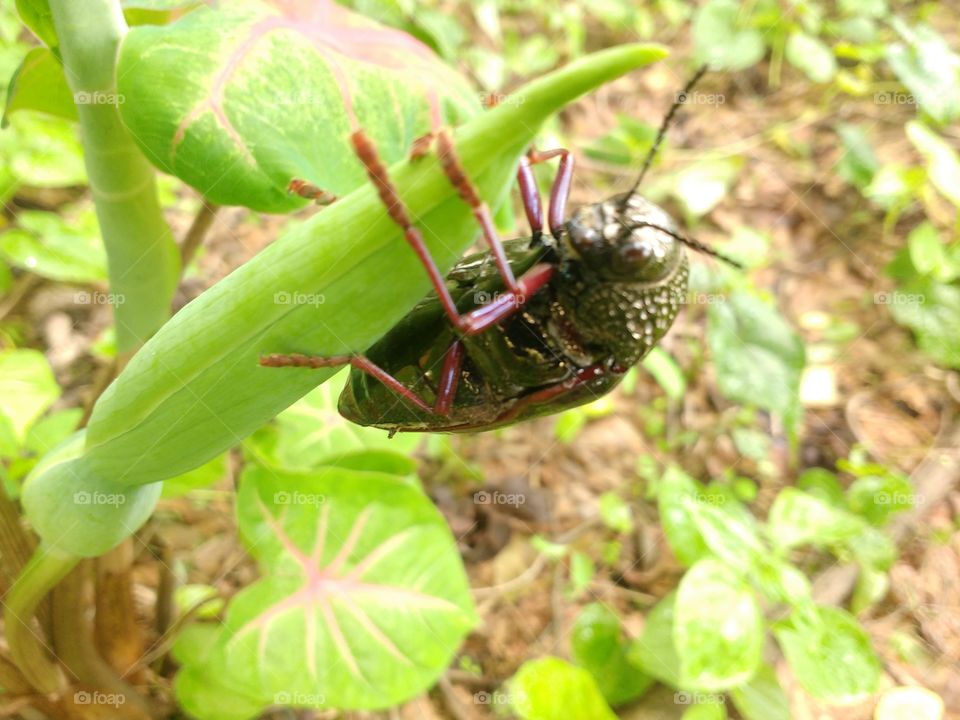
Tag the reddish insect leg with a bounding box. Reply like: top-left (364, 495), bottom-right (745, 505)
top-left (434, 339), bottom-right (464, 415)
top-left (350, 129), bottom-right (466, 328)
top-left (350, 128), bottom-right (553, 335)
top-left (459, 262), bottom-right (555, 334)
top-left (496, 363), bottom-right (609, 424)
top-left (259, 354), bottom-right (431, 412)
top-left (436, 131), bottom-right (519, 293)
top-left (516, 153), bottom-right (544, 238)
top-left (260, 342), bottom-right (465, 417)
top-left (525, 148), bottom-right (574, 239)
top-left (288, 179), bottom-right (337, 205)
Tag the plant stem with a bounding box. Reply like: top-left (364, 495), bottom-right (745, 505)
top-left (52, 564), bottom-right (156, 720)
top-left (49, 0), bottom-right (179, 353)
top-left (179, 199), bottom-right (220, 268)
top-left (4, 548), bottom-right (76, 694)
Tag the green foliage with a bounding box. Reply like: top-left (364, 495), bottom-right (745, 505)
top-left (571, 603), bottom-right (653, 706)
top-left (117, 1), bottom-right (481, 212)
top-left (0, 349), bottom-right (59, 444)
top-left (508, 657), bottom-right (617, 720)
top-left (630, 457), bottom-right (905, 706)
top-left (16, 44), bottom-right (668, 564)
top-left (175, 464), bottom-right (476, 715)
top-left (0, 206), bottom-right (107, 283)
top-left (674, 558), bottom-right (763, 689)
top-left (2, 47), bottom-right (76, 123)
top-left (785, 31), bottom-right (837, 83)
top-left (773, 605), bottom-right (881, 701)
top-left (885, 219), bottom-right (960, 369)
top-left (692, 0), bottom-right (765, 71)
top-left (885, 18), bottom-right (960, 124)
top-left (707, 290), bottom-right (806, 430)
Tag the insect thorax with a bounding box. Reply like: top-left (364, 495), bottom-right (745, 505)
top-left (554, 194), bottom-right (690, 368)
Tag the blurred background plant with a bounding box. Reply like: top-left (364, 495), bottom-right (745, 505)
top-left (1, 0), bottom-right (958, 719)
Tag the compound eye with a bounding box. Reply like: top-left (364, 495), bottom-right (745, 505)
top-left (622, 242), bottom-right (654, 266)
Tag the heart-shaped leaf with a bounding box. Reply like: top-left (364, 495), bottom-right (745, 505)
top-left (693, 0), bottom-right (765, 71)
top-left (0, 349), bottom-right (60, 444)
top-left (117, 0), bottom-right (481, 212)
top-left (674, 558), bottom-right (763, 690)
top-left (708, 290), bottom-right (805, 423)
top-left (180, 464), bottom-right (476, 712)
top-left (245, 369), bottom-right (420, 471)
top-left (508, 657), bottom-right (618, 720)
top-left (0, 207), bottom-right (107, 284)
top-left (773, 605), bottom-right (881, 702)
top-left (2, 47), bottom-right (77, 125)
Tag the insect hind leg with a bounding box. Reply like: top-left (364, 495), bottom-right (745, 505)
top-left (260, 343), bottom-right (465, 418)
top-left (259, 352), bottom-right (435, 414)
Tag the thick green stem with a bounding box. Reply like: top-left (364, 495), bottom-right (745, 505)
top-left (4, 547), bottom-right (77, 693)
top-left (49, 0), bottom-right (179, 353)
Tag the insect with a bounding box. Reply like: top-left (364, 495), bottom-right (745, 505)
top-left (261, 66), bottom-right (740, 433)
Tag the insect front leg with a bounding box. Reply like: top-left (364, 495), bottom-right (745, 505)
top-left (524, 147), bottom-right (574, 239)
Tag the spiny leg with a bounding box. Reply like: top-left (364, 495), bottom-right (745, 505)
top-left (349, 128), bottom-right (466, 328)
top-left (350, 127), bottom-right (553, 335)
top-left (459, 262), bottom-right (555, 335)
top-left (436, 130), bottom-right (520, 292)
top-left (288, 179), bottom-right (337, 205)
top-left (259, 342), bottom-right (465, 417)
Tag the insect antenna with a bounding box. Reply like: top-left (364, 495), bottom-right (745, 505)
top-left (621, 220), bottom-right (744, 269)
top-left (619, 64), bottom-right (709, 209)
